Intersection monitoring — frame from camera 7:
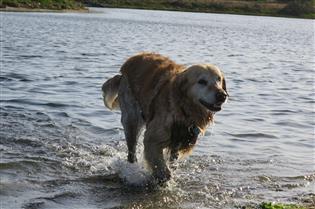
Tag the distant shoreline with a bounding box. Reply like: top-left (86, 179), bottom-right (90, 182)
top-left (80, 0), bottom-right (315, 19)
top-left (88, 5), bottom-right (315, 19)
top-left (0, 6), bottom-right (89, 13)
top-left (1, 2), bottom-right (314, 19)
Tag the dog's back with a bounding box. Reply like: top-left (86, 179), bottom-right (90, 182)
top-left (120, 53), bottom-right (184, 118)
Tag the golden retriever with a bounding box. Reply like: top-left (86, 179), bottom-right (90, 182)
top-left (102, 52), bottom-right (228, 184)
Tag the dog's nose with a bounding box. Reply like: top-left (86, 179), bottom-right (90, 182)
top-left (216, 91), bottom-right (227, 103)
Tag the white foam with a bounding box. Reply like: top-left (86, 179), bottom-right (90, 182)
top-left (113, 159), bottom-right (151, 186)
top-left (51, 140), bottom-right (152, 186)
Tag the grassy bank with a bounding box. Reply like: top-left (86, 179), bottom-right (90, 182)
top-left (240, 200), bottom-right (315, 209)
top-left (259, 202), bottom-right (307, 209)
top-left (78, 0), bottom-right (315, 18)
top-left (1, 0), bottom-right (314, 18)
top-left (1, 0), bottom-right (85, 10)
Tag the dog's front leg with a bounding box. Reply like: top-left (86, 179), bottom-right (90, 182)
top-left (144, 126), bottom-right (171, 184)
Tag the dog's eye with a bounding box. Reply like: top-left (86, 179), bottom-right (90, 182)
top-left (198, 79), bottom-right (207, 85)
top-left (217, 77), bottom-right (222, 82)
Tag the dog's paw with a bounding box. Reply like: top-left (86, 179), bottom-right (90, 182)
top-left (153, 168), bottom-right (171, 186)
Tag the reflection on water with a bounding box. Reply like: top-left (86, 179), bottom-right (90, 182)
top-left (1, 8), bottom-right (314, 209)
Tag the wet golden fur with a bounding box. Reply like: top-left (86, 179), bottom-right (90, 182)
top-left (102, 52), bottom-right (227, 183)
top-left (120, 53), bottom-right (214, 134)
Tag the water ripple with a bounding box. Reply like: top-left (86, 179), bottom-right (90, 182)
top-left (227, 133), bottom-right (278, 139)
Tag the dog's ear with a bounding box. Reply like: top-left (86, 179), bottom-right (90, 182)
top-left (222, 77), bottom-right (228, 96)
top-left (175, 73), bottom-right (189, 96)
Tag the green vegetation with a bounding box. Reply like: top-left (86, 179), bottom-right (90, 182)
top-left (279, 0), bottom-right (315, 17)
top-left (1, 0), bottom-right (314, 18)
top-left (78, 0), bottom-right (314, 18)
top-left (1, 0), bottom-right (85, 10)
top-left (260, 202), bottom-right (306, 209)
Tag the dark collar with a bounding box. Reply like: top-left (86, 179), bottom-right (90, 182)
top-left (188, 124), bottom-right (201, 137)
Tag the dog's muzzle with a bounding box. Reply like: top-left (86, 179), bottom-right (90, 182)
top-left (199, 99), bottom-right (223, 112)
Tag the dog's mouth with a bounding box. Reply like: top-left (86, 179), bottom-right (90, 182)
top-left (199, 99), bottom-right (222, 112)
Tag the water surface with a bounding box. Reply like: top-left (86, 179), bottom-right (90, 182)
top-left (1, 8), bottom-right (315, 209)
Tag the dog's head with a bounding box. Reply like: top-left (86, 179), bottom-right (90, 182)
top-left (178, 64), bottom-right (228, 112)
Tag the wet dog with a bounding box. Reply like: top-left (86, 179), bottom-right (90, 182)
top-left (102, 52), bottom-right (228, 184)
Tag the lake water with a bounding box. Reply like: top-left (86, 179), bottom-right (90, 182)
top-left (1, 8), bottom-right (314, 209)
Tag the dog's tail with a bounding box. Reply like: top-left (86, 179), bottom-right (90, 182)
top-left (102, 75), bottom-right (121, 110)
